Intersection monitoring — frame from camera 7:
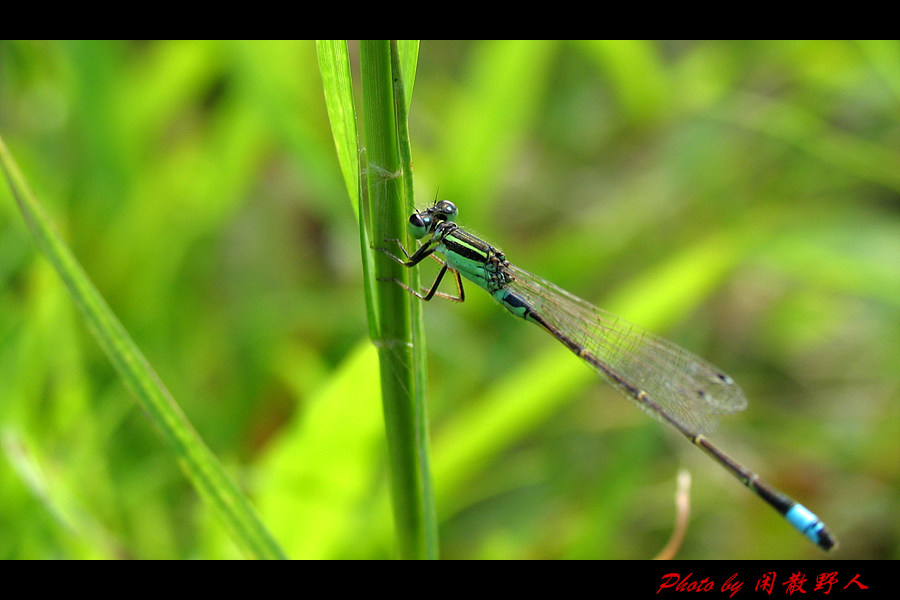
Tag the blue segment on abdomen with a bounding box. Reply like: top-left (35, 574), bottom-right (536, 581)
top-left (494, 289), bottom-right (531, 319)
top-left (786, 504), bottom-right (825, 543)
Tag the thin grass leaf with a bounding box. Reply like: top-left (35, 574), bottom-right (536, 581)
top-left (359, 39), bottom-right (434, 559)
top-left (395, 40), bottom-right (419, 115)
top-left (0, 134), bottom-right (285, 560)
top-left (316, 40), bottom-right (361, 216)
top-left (391, 40), bottom-right (416, 213)
top-left (317, 40), bottom-right (380, 342)
top-left (319, 39), bottom-right (435, 559)
top-left (389, 39), bottom-right (438, 559)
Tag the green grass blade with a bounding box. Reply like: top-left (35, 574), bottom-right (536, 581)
top-left (391, 40), bottom-right (417, 213)
top-left (316, 40), bottom-right (361, 216)
top-left (395, 40), bottom-right (419, 115)
top-left (359, 39), bottom-right (434, 559)
top-left (317, 40), bottom-right (380, 341)
top-left (389, 39), bottom-right (438, 559)
top-left (0, 133), bottom-right (286, 560)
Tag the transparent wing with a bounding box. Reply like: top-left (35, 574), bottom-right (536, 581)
top-left (507, 264), bottom-right (747, 434)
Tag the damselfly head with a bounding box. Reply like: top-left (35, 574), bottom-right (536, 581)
top-left (408, 200), bottom-right (458, 239)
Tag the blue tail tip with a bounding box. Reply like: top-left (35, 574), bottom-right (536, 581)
top-left (786, 504), bottom-right (838, 551)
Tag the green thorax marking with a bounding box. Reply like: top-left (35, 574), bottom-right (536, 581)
top-left (435, 224), bottom-right (512, 294)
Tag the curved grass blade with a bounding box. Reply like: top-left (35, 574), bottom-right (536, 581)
top-left (0, 133), bottom-right (286, 560)
top-left (317, 40), bottom-right (379, 341)
top-left (316, 40), bottom-right (360, 216)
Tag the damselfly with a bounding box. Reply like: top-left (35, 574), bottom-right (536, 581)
top-left (379, 199), bottom-right (837, 552)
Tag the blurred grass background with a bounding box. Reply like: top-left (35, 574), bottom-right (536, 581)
top-left (1, 40), bottom-right (897, 559)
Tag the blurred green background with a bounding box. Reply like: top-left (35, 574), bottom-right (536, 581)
top-left (1, 40), bottom-right (897, 559)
